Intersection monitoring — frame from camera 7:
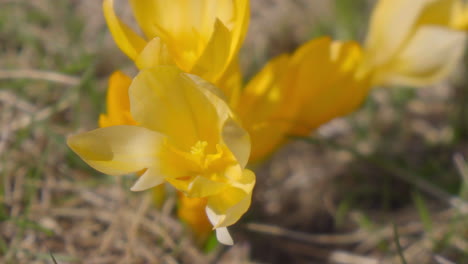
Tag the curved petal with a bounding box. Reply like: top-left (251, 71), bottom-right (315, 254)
top-left (229, 0), bottom-right (249, 63)
top-left (453, 0), bottom-right (468, 30)
top-left (206, 169), bottom-right (255, 228)
top-left (67, 125), bottom-right (164, 176)
top-left (221, 117), bottom-right (250, 168)
top-left (290, 39), bottom-right (371, 135)
top-left (236, 54), bottom-right (297, 162)
top-left (191, 19), bottom-right (232, 82)
top-left (216, 57), bottom-right (243, 106)
top-left (215, 227), bottom-right (233, 245)
top-left (130, 167), bottom-right (165, 191)
top-left (365, 0), bottom-right (434, 65)
top-left (184, 73), bottom-right (251, 167)
top-left (129, 66), bottom-right (221, 150)
top-left (103, 0), bottom-right (146, 60)
top-left (188, 175), bottom-right (228, 197)
top-left (99, 71), bottom-right (136, 128)
top-left (135, 37), bottom-right (174, 69)
top-left (373, 26), bottom-right (466, 87)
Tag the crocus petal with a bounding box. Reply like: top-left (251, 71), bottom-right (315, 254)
top-left (235, 54), bottom-right (297, 162)
top-left (289, 38), bottom-right (371, 135)
top-left (206, 169), bottom-right (255, 228)
top-left (215, 227), bottom-right (233, 245)
top-left (221, 117), bottom-right (250, 168)
top-left (453, 0), bottom-right (468, 30)
top-left (184, 73), bottom-right (251, 167)
top-left (129, 66), bottom-right (221, 150)
top-left (414, 0), bottom-right (454, 26)
top-left (365, 0), bottom-right (434, 65)
top-left (67, 125), bottom-right (164, 175)
top-left (99, 71), bottom-right (136, 128)
top-left (188, 175), bottom-right (228, 197)
top-left (103, 0), bottom-right (146, 60)
top-left (130, 167), bottom-right (165, 191)
top-left (191, 19), bottom-right (231, 82)
top-left (135, 37), bottom-right (174, 69)
top-left (216, 58), bottom-right (243, 106)
top-left (373, 26), bottom-right (466, 87)
top-left (229, 0), bottom-right (249, 64)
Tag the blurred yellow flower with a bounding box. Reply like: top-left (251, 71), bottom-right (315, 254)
top-left (362, 0), bottom-right (467, 87)
top-left (232, 37), bottom-right (371, 162)
top-left (98, 71), bottom-right (137, 128)
top-left (68, 66), bottom-right (255, 245)
top-left (103, 0), bottom-right (249, 88)
top-left (233, 55), bottom-right (301, 162)
top-left (290, 37), bottom-right (371, 136)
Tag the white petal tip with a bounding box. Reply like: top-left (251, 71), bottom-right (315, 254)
top-left (216, 227), bottom-right (233, 245)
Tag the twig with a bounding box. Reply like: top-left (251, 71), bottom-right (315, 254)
top-left (0, 69), bottom-right (80, 86)
top-left (246, 222), bottom-right (366, 245)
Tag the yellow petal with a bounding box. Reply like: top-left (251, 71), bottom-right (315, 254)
top-left (206, 169), bottom-right (255, 228)
top-left (67, 125), bottom-right (164, 175)
top-left (129, 66), bottom-right (221, 150)
top-left (372, 26), bottom-right (466, 87)
top-left (135, 37), bottom-right (174, 69)
top-left (128, 0), bottom-right (248, 84)
top-left (290, 38), bottom-right (371, 135)
top-left (103, 0), bottom-right (146, 60)
top-left (191, 19), bottom-right (231, 82)
top-left (216, 57), bottom-right (243, 106)
top-left (130, 167), bottom-right (165, 191)
top-left (235, 54), bottom-right (297, 162)
top-left (413, 0), bottom-right (466, 29)
top-left (229, 0), bottom-right (250, 64)
top-left (99, 71), bottom-right (136, 128)
top-left (452, 0), bottom-right (468, 30)
top-left (365, 0), bottom-right (431, 65)
top-left (184, 73), bottom-right (251, 167)
top-left (221, 117), bottom-right (250, 168)
top-left (188, 175), bottom-right (228, 197)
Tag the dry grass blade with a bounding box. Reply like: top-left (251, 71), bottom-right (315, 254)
top-left (0, 69), bottom-right (80, 86)
top-left (246, 222), bottom-right (366, 245)
top-left (393, 223), bottom-right (408, 264)
top-left (8, 92), bottom-right (77, 132)
top-left (328, 251), bottom-right (379, 264)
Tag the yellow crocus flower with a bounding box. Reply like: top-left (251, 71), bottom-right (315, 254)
top-left (290, 37), bottom-right (371, 135)
top-left (363, 0), bottom-right (467, 87)
top-left (98, 70), bottom-right (216, 243)
top-left (233, 37), bottom-right (371, 162)
top-left (68, 66), bottom-right (255, 245)
top-left (103, 0), bottom-right (249, 87)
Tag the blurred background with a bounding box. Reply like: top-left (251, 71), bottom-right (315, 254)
top-left (1, 0), bottom-right (467, 263)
